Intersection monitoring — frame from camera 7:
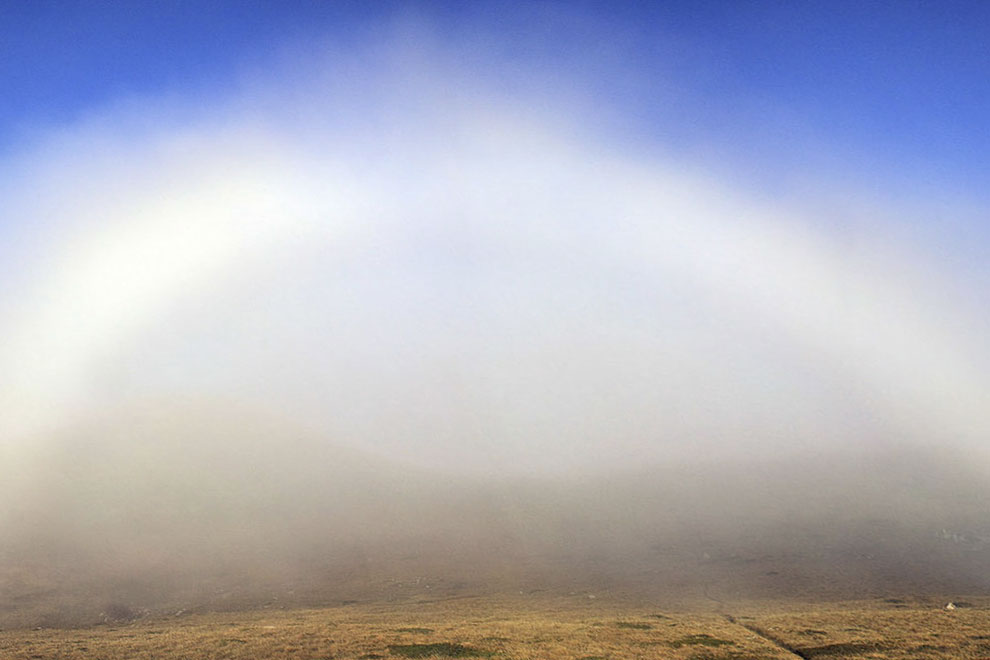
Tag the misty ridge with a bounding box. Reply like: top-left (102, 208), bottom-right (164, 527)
top-left (3, 400), bottom-right (990, 628)
top-left (1, 27), bottom-right (990, 632)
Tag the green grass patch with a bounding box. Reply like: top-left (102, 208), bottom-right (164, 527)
top-left (615, 621), bottom-right (651, 630)
top-left (396, 628), bottom-right (435, 634)
top-left (388, 642), bottom-right (491, 658)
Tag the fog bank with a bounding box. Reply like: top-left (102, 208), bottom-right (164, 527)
top-left (2, 17), bottom-right (989, 628)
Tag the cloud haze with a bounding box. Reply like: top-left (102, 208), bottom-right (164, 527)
top-left (2, 12), bottom-right (990, 629)
top-left (1, 23), bottom-right (989, 479)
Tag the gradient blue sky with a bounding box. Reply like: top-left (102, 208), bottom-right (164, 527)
top-left (2, 0), bottom-right (989, 195)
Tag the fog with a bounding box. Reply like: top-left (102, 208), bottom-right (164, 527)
top-left (2, 17), bottom-right (990, 627)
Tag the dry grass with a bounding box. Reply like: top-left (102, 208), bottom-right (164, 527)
top-left (739, 599), bottom-right (990, 659)
top-left (1, 595), bottom-right (988, 659)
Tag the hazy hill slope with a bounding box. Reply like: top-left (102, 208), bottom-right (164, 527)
top-left (2, 404), bottom-right (989, 627)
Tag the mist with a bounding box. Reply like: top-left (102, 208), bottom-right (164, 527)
top-left (2, 11), bottom-right (989, 628)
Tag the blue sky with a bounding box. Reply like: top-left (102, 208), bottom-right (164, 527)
top-left (2, 1), bottom-right (989, 196)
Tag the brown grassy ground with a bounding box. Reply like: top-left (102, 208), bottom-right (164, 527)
top-left (734, 599), bottom-right (990, 659)
top-left (2, 595), bottom-right (989, 659)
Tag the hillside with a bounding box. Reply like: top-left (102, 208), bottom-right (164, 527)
top-left (2, 404), bottom-right (989, 628)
